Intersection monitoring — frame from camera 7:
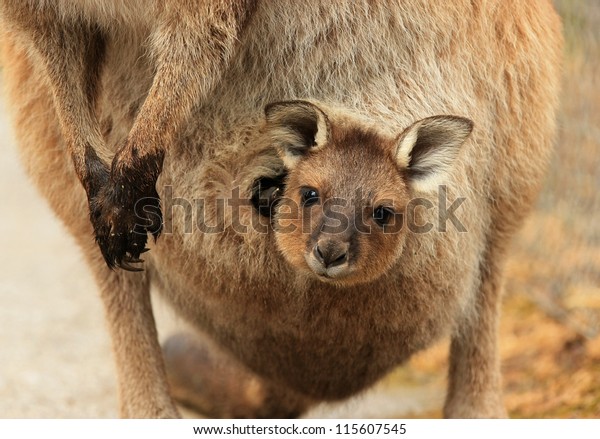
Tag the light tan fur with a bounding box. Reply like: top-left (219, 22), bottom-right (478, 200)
top-left (0, 0), bottom-right (257, 269)
top-left (0, 0), bottom-right (563, 418)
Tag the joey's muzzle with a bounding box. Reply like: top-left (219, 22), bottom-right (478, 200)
top-left (305, 238), bottom-right (351, 280)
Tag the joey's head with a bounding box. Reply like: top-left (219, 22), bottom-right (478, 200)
top-left (260, 101), bottom-right (473, 286)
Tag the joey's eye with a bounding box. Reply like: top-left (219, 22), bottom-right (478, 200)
top-left (373, 206), bottom-right (395, 227)
top-left (300, 187), bottom-right (320, 207)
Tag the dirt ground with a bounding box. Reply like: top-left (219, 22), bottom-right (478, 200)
top-left (1, 0), bottom-right (599, 419)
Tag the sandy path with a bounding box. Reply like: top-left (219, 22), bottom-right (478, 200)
top-left (0, 97), bottom-right (440, 418)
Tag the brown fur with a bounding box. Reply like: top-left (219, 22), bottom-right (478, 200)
top-left (0, 0), bottom-right (563, 418)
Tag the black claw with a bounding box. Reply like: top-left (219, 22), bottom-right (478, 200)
top-left (119, 261), bottom-right (144, 272)
top-left (103, 255), bottom-right (117, 271)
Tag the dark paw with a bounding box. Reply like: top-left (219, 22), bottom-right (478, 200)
top-left (89, 180), bottom-right (162, 271)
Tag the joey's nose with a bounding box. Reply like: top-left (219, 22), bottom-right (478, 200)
top-left (313, 240), bottom-right (349, 268)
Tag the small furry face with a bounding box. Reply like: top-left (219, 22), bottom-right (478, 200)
top-left (264, 101), bottom-right (473, 286)
top-left (276, 128), bottom-right (409, 285)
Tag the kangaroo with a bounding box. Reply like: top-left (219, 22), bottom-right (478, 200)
top-left (0, 0), bottom-right (257, 270)
top-left (0, 1), bottom-right (563, 418)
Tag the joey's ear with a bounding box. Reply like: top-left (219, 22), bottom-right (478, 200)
top-left (264, 100), bottom-right (330, 169)
top-left (394, 115), bottom-right (473, 192)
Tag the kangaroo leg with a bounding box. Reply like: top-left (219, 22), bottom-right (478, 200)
top-left (92, 265), bottom-right (179, 418)
top-left (95, 0), bottom-right (258, 268)
top-left (163, 332), bottom-right (312, 418)
top-left (444, 240), bottom-right (507, 418)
